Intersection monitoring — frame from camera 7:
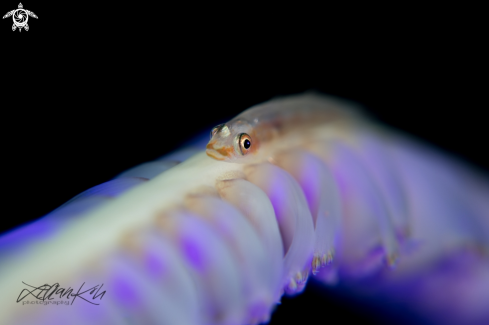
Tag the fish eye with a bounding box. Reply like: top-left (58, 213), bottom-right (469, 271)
top-left (237, 133), bottom-right (252, 155)
top-left (210, 124), bottom-right (224, 139)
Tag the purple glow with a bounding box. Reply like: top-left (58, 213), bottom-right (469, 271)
top-left (331, 165), bottom-right (349, 200)
top-left (110, 271), bottom-right (141, 307)
top-left (74, 291), bottom-right (110, 323)
top-left (144, 248), bottom-right (167, 279)
top-left (180, 235), bottom-right (206, 272)
top-left (296, 158), bottom-right (321, 223)
top-left (0, 218), bottom-right (55, 256)
top-left (267, 174), bottom-right (288, 224)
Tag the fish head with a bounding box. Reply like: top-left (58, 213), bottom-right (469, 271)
top-left (206, 119), bottom-right (258, 163)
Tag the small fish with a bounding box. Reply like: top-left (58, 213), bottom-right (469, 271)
top-left (206, 92), bottom-right (359, 163)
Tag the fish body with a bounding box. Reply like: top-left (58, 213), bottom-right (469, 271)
top-left (206, 92), bottom-right (361, 163)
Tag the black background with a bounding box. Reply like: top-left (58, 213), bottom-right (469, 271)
top-left (1, 2), bottom-right (486, 324)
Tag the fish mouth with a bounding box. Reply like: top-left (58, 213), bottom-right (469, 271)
top-left (206, 141), bottom-right (233, 161)
top-left (206, 149), bottom-right (226, 161)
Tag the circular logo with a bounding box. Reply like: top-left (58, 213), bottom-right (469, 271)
top-left (13, 9), bottom-right (27, 27)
